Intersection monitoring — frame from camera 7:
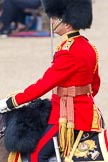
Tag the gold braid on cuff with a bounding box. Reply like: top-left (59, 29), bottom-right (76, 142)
top-left (12, 95), bottom-right (18, 108)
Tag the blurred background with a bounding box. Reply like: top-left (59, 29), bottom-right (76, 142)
top-left (0, 0), bottom-right (108, 129)
top-left (0, 0), bottom-right (50, 37)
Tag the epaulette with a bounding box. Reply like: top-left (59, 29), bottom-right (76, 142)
top-left (62, 38), bottom-right (74, 50)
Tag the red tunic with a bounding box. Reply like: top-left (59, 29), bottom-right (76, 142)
top-left (14, 32), bottom-right (101, 132)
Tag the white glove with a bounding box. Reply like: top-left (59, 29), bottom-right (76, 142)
top-left (0, 98), bottom-right (8, 113)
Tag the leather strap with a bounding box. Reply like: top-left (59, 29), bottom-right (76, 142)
top-left (65, 130), bottom-right (84, 162)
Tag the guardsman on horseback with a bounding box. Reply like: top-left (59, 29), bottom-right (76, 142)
top-left (0, 0), bottom-right (103, 161)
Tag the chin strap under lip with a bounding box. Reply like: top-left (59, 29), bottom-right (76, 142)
top-left (52, 18), bottom-right (62, 31)
top-left (50, 18), bottom-right (62, 59)
top-left (50, 18), bottom-right (54, 59)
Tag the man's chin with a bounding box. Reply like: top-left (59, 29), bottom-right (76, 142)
top-left (53, 30), bottom-right (60, 36)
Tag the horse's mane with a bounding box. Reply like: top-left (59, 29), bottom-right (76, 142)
top-left (3, 98), bottom-right (52, 154)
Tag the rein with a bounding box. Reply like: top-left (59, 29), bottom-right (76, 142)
top-left (0, 114), bottom-right (6, 139)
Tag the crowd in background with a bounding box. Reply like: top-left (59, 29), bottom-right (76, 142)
top-left (0, 0), bottom-right (50, 36)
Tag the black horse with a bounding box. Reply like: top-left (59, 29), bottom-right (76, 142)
top-left (0, 98), bottom-right (108, 162)
top-left (0, 98), bottom-right (54, 162)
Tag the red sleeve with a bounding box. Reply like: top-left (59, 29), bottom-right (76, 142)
top-left (92, 66), bottom-right (100, 96)
top-left (15, 50), bottom-right (78, 105)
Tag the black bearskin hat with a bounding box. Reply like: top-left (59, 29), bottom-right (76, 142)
top-left (41, 0), bottom-right (93, 29)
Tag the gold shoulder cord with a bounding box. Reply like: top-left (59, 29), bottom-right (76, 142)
top-left (92, 45), bottom-right (99, 73)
